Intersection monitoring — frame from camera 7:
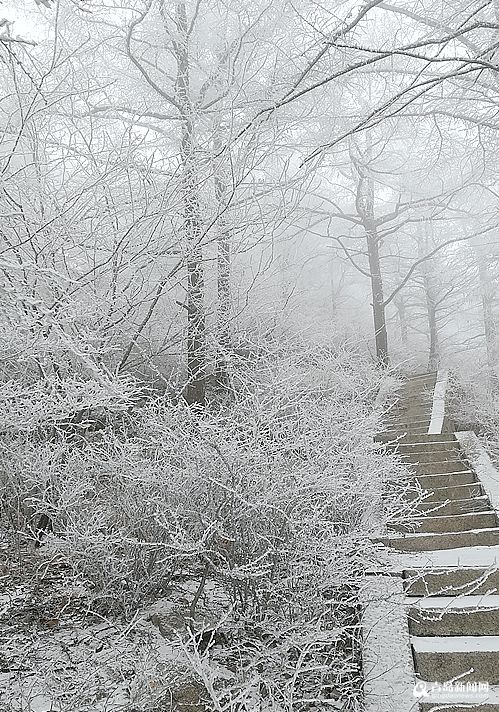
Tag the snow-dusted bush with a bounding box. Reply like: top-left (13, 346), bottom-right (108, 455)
top-left (447, 367), bottom-right (499, 466)
top-left (0, 343), bottom-right (409, 710)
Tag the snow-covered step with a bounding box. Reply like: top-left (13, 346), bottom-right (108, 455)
top-left (410, 482), bottom-right (483, 502)
top-left (383, 417), bottom-right (455, 434)
top-left (414, 471), bottom-right (477, 489)
top-left (384, 417), bottom-right (432, 429)
top-left (379, 426), bottom-right (431, 438)
top-left (409, 595), bottom-right (499, 636)
top-left (419, 702), bottom-right (499, 712)
top-left (401, 450), bottom-right (464, 466)
top-left (411, 594), bottom-right (499, 609)
top-left (404, 372), bottom-right (437, 382)
top-left (390, 512), bottom-right (497, 535)
top-left (404, 568), bottom-right (499, 597)
top-left (418, 684), bottom-right (499, 712)
top-left (417, 496), bottom-right (491, 516)
top-left (361, 575), bottom-right (417, 712)
top-left (381, 527), bottom-right (499, 552)
top-left (375, 433), bottom-right (457, 445)
top-left (392, 394), bottom-right (433, 405)
top-left (392, 441), bottom-right (461, 455)
top-left (412, 635), bottom-right (499, 683)
top-left (414, 634), bottom-right (499, 652)
top-left (396, 545), bottom-right (499, 570)
top-left (412, 459), bottom-right (471, 475)
top-left (390, 407), bottom-right (432, 418)
top-left (383, 417), bottom-right (432, 426)
top-left (389, 413), bottom-right (433, 425)
top-left (394, 380), bottom-right (434, 392)
top-left (410, 608), bottom-right (499, 637)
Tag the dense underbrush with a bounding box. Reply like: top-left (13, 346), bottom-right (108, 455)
top-left (447, 367), bottom-right (499, 464)
top-left (0, 345), bottom-right (412, 711)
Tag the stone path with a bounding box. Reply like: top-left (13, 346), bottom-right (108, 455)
top-left (370, 372), bottom-right (499, 712)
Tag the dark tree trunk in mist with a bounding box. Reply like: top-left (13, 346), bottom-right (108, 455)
top-left (177, 0), bottom-right (206, 405)
top-left (355, 168), bottom-right (389, 366)
top-left (214, 146), bottom-right (232, 387)
top-left (477, 251), bottom-right (499, 387)
top-left (424, 285), bottom-right (439, 371)
top-left (394, 295), bottom-right (408, 346)
top-left (419, 224), bottom-right (440, 371)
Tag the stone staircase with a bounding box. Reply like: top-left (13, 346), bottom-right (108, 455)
top-left (369, 372), bottom-right (499, 712)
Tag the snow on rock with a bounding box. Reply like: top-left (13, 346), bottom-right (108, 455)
top-left (411, 594), bottom-right (499, 609)
top-left (412, 635), bottom-right (499, 652)
top-left (456, 430), bottom-right (499, 511)
top-left (361, 575), bottom-right (417, 712)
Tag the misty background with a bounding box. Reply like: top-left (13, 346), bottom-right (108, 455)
top-left (0, 2), bottom-right (499, 711)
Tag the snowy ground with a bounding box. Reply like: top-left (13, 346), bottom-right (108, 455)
top-left (0, 530), bottom-right (225, 712)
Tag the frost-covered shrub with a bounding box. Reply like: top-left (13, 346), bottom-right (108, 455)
top-left (0, 343), bottom-right (410, 710)
top-left (447, 367), bottom-right (499, 464)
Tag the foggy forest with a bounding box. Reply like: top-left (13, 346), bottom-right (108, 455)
top-left (1, 1), bottom-right (499, 711)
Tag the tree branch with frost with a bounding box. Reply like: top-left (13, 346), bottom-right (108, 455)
top-left (382, 223), bottom-right (499, 307)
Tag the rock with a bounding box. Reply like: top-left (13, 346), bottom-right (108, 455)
top-left (146, 599), bottom-right (223, 650)
top-left (165, 679), bottom-right (207, 711)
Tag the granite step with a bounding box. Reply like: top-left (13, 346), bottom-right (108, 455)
top-left (419, 700), bottom-right (499, 712)
top-left (375, 433), bottom-right (457, 444)
top-left (414, 471), bottom-right (478, 490)
top-left (389, 441), bottom-right (461, 454)
top-left (390, 512), bottom-right (497, 535)
top-left (401, 450), bottom-right (467, 465)
top-left (417, 496), bottom-right (491, 516)
top-left (412, 460), bottom-right (471, 475)
top-left (407, 482), bottom-right (484, 502)
top-left (409, 595), bottom-right (499, 636)
top-left (412, 636), bottom-right (499, 683)
top-left (381, 527), bottom-right (499, 552)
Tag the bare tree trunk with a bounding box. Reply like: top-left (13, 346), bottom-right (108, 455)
top-left (477, 251), bottom-right (499, 387)
top-left (419, 223), bottom-right (440, 371)
top-left (213, 135), bottom-right (232, 387)
top-left (176, 0), bottom-right (206, 405)
top-left (394, 295), bottom-right (408, 346)
top-left (355, 169), bottom-right (389, 365)
top-left (424, 284), bottom-right (439, 370)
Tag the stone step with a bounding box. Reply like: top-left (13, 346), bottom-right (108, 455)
top-left (389, 413), bottom-right (433, 424)
top-left (417, 496), bottom-right (491, 516)
top-left (404, 371), bottom-right (437, 381)
top-left (396, 379), bottom-right (434, 389)
top-left (412, 459), bottom-right (471, 475)
top-left (383, 416), bottom-right (454, 434)
top-left (419, 705), bottom-right (499, 712)
top-left (409, 595), bottom-right (499, 636)
top-left (385, 417), bottom-right (431, 427)
top-left (380, 426), bottom-right (431, 438)
top-left (408, 482), bottom-right (484, 502)
top-left (414, 471), bottom-right (477, 490)
top-left (390, 441), bottom-right (461, 454)
top-left (375, 433), bottom-right (457, 444)
top-left (412, 635), bottom-right (499, 683)
top-left (420, 700), bottom-right (499, 712)
top-left (401, 450), bottom-right (466, 465)
top-left (389, 406), bottom-right (432, 422)
top-left (388, 404), bottom-right (432, 414)
top-left (397, 376), bottom-right (435, 387)
top-left (395, 386), bottom-right (435, 398)
top-left (404, 568), bottom-right (499, 597)
top-left (391, 399), bottom-right (432, 409)
top-left (390, 511), bottom-right (497, 535)
top-left (381, 527), bottom-right (499, 552)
